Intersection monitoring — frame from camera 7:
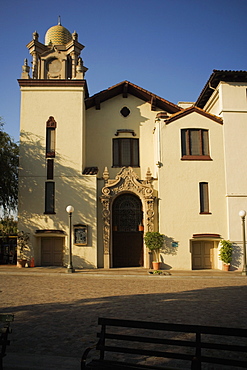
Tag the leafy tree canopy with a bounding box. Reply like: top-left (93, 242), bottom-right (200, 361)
top-left (0, 118), bottom-right (19, 213)
top-left (0, 216), bottom-right (17, 236)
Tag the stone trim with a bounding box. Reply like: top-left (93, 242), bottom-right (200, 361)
top-left (100, 167), bottom-right (155, 267)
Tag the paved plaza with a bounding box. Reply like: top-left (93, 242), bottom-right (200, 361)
top-left (1, 266), bottom-right (247, 369)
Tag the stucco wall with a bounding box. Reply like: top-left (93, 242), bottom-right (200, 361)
top-left (207, 82), bottom-right (247, 268)
top-left (18, 85), bottom-right (98, 268)
top-left (158, 112), bottom-right (227, 269)
top-left (86, 94), bottom-right (162, 179)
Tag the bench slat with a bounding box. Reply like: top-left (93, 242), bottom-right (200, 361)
top-left (98, 345), bottom-right (194, 362)
top-left (85, 359), bottom-right (178, 370)
top-left (99, 332), bottom-right (247, 353)
top-left (99, 333), bottom-right (197, 348)
top-left (98, 317), bottom-right (247, 337)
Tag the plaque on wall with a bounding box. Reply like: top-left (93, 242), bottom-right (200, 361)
top-left (74, 224), bottom-right (87, 246)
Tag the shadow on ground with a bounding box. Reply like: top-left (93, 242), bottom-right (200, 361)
top-left (1, 277), bottom-right (247, 368)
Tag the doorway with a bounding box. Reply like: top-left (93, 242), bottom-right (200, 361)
top-left (192, 241), bottom-right (214, 269)
top-left (112, 194), bottom-right (143, 267)
top-left (41, 237), bottom-right (64, 266)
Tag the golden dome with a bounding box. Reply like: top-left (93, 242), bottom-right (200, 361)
top-left (45, 24), bottom-right (72, 46)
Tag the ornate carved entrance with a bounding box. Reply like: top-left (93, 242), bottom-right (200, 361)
top-left (101, 167), bottom-right (155, 268)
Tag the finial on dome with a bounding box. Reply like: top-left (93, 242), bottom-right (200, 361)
top-left (72, 31), bottom-right (78, 41)
top-left (32, 31), bottom-right (39, 41)
top-left (58, 15), bottom-right (61, 25)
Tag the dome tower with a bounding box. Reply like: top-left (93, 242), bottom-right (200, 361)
top-left (22, 19), bottom-right (87, 80)
top-left (45, 19), bottom-right (72, 46)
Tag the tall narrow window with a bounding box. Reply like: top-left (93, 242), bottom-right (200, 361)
top-left (113, 138), bottom-right (139, 167)
top-left (199, 182), bottom-right (210, 214)
top-left (47, 159), bottom-right (54, 179)
top-left (45, 182), bottom-right (55, 214)
top-left (46, 116), bottom-right (56, 157)
top-left (181, 129), bottom-right (210, 160)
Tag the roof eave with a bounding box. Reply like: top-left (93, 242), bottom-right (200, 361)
top-left (85, 81), bottom-right (181, 113)
top-left (196, 70), bottom-right (247, 109)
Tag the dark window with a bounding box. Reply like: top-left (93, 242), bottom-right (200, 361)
top-left (47, 159), bottom-right (54, 180)
top-left (181, 129), bottom-right (210, 160)
top-left (199, 182), bottom-right (210, 214)
top-left (45, 182), bottom-right (55, 214)
top-left (113, 138), bottom-right (139, 167)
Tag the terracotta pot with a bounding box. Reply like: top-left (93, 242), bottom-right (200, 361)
top-left (152, 261), bottom-right (161, 270)
top-left (17, 259), bottom-right (27, 268)
top-left (223, 264), bottom-right (230, 271)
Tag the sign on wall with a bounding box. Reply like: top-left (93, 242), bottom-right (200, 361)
top-left (74, 224), bottom-right (87, 246)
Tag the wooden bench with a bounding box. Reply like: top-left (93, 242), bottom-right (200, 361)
top-left (0, 314), bottom-right (14, 370)
top-left (81, 317), bottom-right (247, 370)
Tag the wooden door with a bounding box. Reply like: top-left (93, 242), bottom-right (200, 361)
top-left (41, 237), bottom-right (63, 266)
top-left (112, 194), bottom-right (143, 267)
top-left (192, 241), bottom-right (214, 269)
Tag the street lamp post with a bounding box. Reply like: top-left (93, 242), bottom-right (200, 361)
top-left (239, 210), bottom-right (247, 276)
top-left (66, 205), bottom-right (74, 273)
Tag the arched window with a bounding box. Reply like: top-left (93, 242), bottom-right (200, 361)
top-left (113, 194), bottom-right (142, 232)
top-left (46, 116), bottom-right (56, 157)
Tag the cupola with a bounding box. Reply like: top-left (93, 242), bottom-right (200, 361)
top-left (23, 18), bottom-right (87, 80)
top-left (45, 20), bottom-right (72, 46)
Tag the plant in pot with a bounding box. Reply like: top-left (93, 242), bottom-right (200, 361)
top-left (219, 240), bottom-right (233, 271)
top-left (144, 231), bottom-right (164, 270)
top-left (17, 231), bottom-right (30, 267)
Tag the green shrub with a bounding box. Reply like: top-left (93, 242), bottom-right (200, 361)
top-left (219, 240), bottom-right (233, 264)
top-left (144, 232), bottom-right (164, 262)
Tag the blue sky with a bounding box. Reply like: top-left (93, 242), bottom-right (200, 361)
top-left (1, 0), bottom-right (247, 141)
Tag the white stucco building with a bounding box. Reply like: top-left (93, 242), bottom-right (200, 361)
top-left (18, 22), bottom-right (247, 270)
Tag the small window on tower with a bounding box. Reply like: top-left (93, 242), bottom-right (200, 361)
top-left (45, 182), bottom-right (55, 214)
top-left (46, 116), bottom-right (56, 158)
top-left (120, 107), bottom-right (130, 117)
top-left (47, 159), bottom-right (54, 180)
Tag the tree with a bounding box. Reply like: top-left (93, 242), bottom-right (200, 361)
top-left (0, 118), bottom-right (19, 213)
top-left (0, 216), bottom-right (17, 236)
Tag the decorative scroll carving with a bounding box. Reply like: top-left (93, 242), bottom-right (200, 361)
top-left (100, 167), bottom-right (155, 257)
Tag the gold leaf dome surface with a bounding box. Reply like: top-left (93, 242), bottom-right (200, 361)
top-left (45, 24), bottom-right (72, 46)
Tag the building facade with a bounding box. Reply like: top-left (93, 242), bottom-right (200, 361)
top-left (18, 22), bottom-right (247, 270)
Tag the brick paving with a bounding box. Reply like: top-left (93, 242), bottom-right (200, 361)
top-left (0, 266), bottom-right (247, 368)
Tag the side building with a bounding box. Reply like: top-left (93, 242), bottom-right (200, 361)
top-left (18, 22), bottom-right (247, 270)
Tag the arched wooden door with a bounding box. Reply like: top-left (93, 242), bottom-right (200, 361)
top-left (112, 193), bottom-right (143, 267)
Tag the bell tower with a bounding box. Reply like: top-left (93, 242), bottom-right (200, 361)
top-left (18, 21), bottom-right (92, 267)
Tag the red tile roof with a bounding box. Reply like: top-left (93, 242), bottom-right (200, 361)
top-left (85, 81), bottom-right (181, 113)
top-left (165, 106), bottom-right (223, 124)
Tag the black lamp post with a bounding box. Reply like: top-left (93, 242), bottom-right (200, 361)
top-left (239, 210), bottom-right (247, 276)
top-left (66, 205), bottom-right (74, 273)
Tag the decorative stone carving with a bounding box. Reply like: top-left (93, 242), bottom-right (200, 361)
top-left (21, 59), bottom-right (30, 79)
top-left (101, 167), bottom-right (155, 259)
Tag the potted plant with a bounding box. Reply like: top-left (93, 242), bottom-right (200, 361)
top-left (144, 231), bottom-right (164, 270)
top-left (17, 231), bottom-right (30, 268)
top-left (219, 240), bottom-right (233, 271)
